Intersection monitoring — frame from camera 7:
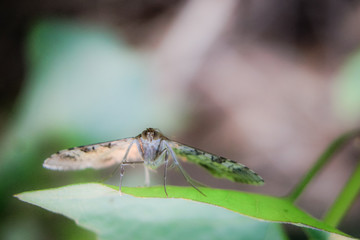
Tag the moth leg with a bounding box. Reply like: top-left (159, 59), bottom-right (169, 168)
top-left (135, 139), bottom-right (144, 160)
top-left (163, 142), bottom-right (206, 196)
top-left (122, 139), bottom-right (137, 162)
top-left (152, 147), bottom-right (169, 196)
top-left (144, 166), bottom-right (150, 187)
top-left (153, 148), bottom-right (167, 166)
top-left (119, 164), bottom-right (125, 194)
top-left (117, 139), bottom-right (140, 194)
top-left (163, 150), bottom-right (169, 197)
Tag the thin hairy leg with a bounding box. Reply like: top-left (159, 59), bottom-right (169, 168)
top-left (100, 140), bottom-right (136, 184)
top-left (163, 151), bottom-right (169, 197)
top-left (118, 139), bottom-right (137, 194)
top-left (144, 166), bottom-right (150, 187)
top-left (122, 139), bottom-right (137, 162)
top-left (119, 164), bottom-right (125, 193)
top-left (163, 141), bottom-right (206, 196)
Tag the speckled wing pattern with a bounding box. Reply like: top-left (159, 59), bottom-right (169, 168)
top-left (169, 142), bottom-right (264, 185)
top-left (43, 138), bottom-right (135, 170)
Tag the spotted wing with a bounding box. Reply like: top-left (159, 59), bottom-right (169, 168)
top-left (43, 138), bottom-right (138, 170)
top-left (168, 141), bottom-right (264, 185)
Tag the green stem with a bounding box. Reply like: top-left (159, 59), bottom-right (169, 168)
top-left (286, 130), bottom-right (360, 202)
top-left (323, 161), bottom-right (360, 227)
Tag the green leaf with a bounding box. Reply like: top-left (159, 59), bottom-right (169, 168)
top-left (120, 185), bottom-right (353, 238)
top-left (15, 183), bottom-right (354, 240)
top-left (16, 183), bottom-right (286, 240)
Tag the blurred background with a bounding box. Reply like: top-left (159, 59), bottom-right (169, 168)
top-left (1, 0), bottom-right (360, 239)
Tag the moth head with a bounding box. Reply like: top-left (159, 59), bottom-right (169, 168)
top-left (141, 128), bottom-right (160, 141)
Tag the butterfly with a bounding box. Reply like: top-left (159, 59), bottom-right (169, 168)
top-left (43, 128), bottom-right (264, 196)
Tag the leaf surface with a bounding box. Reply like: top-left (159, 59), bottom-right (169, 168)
top-left (16, 183), bottom-right (354, 240)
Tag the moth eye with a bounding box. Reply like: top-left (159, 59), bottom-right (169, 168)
top-left (141, 130), bottom-right (147, 138)
top-left (153, 131), bottom-right (159, 139)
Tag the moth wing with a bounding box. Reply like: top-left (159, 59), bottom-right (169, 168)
top-left (168, 141), bottom-right (264, 185)
top-left (43, 137), bottom-right (141, 170)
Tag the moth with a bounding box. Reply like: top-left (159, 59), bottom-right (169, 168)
top-left (43, 128), bottom-right (264, 196)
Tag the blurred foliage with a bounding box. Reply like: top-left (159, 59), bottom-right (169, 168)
top-left (2, 16), bottom-right (360, 240)
top-left (334, 48), bottom-right (360, 123)
top-left (0, 19), bottom-right (184, 240)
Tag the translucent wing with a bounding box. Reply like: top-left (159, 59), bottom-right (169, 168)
top-left (168, 141), bottom-right (264, 185)
top-left (43, 138), bottom-right (138, 170)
